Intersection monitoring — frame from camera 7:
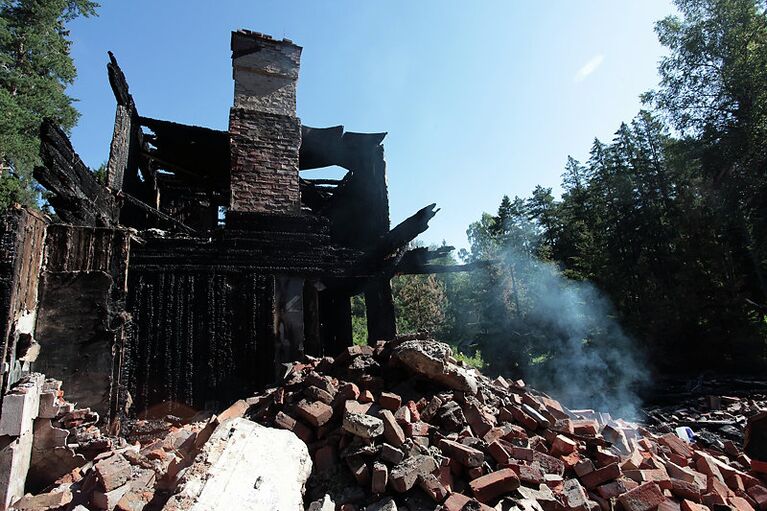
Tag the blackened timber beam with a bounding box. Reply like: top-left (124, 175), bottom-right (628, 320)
top-left (34, 120), bottom-right (119, 227)
top-left (118, 191), bottom-right (197, 235)
top-left (394, 261), bottom-right (490, 275)
top-left (365, 278), bottom-right (396, 343)
top-left (375, 203), bottom-right (439, 261)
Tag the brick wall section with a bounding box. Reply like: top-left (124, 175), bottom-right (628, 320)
top-left (231, 30), bottom-right (301, 116)
top-left (229, 108), bottom-right (302, 214)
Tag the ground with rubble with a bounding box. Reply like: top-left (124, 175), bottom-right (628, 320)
top-left (0, 336), bottom-right (764, 511)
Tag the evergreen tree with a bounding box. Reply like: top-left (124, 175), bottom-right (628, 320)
top-left (0, 0), bottom-right (98, 209)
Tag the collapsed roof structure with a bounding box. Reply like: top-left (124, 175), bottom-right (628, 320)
top-left (0, 30), bottom-right (476, 425)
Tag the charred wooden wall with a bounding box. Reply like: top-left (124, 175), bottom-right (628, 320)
top-left (124, 268), bottom-right (274, 418)
top-left (33, 224), bottom-right (130, 419)
top-left (0, 207), bottom-right (47, 394)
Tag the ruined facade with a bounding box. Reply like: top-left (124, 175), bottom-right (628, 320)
top-left (0, 30), bottom-right (469, 425)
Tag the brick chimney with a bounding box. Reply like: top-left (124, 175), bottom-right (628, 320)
top-left (228, 30), bottom-right (302, 215)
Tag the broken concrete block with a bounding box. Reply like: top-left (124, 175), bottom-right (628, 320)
top-left (391, 340), bottom-right (478, 394)
top-left (0, 375), bottom-right (43, 437)
top-left (0, 430), bottom-right (34, 510)
top-left (343, 412), bottom-right (384, 439)
top-left (27, 419), bottom-right (85, 491)
top-left (36, 392), bottom-right (59, 420)
top-left (162, 418), bottom-right (311, 511)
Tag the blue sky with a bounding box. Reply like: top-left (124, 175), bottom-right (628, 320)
top-left (67, 1), bottom-right (674, 250)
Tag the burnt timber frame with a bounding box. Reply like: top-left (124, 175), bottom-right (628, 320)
top-left (2, 30), bottom-right (478, 423)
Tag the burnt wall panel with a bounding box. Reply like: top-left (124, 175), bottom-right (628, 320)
top-left (0, 207), bottom-right (48, 393)
top-left (125, 269), bottom-right (274, 417)
top-left (34, 225), bottom-right (130, 418)
top-left (35, 272), bottom-right (114, 411)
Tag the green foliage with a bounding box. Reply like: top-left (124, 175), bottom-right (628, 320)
top-left (453, 349), bottom-right (484, 369)
top-left (392, 273), bottom-right (448, 336)
top-left (0, 0), bottom-right (98, 210)
top-left (351, 294), bottom-right (368, 346)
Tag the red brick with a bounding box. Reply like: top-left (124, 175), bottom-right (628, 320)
top-left (669, 479), bottom-right (702, 502)
top-left (730, 496), bottom-right (756, 511)
top-left (469, 468), bottom-right (520, 504)
top-left (696, 455), bottom-right (725, 484)
top-left (465, 401), bottom-right (494, 437)
top-left (94, 454), bottom-right (132, 492)
top-left (443, 493), bottom-right (494, 511)
top-left (623, 450), bottom-right (645, 471)
top-left (274, 411), bottom-right (314, 443)
top-left (439, 438), bottom-right (485, 468)
top-left (618, 482), bottom-right (665, 511)
top-left (417, 473), bottom-right (449, 502)
top-left (404, 421), bottom-right (430, 437)
top-left (703, 492), bottom-right (727, 507)
top-left (563, 478), bottom-right (589, 511)
top-left (405, 401), bottom-right (421, 422)
top-left (295, 400), bottom-right (333, 427)
top-left (346, 455), bottom-right (369, 485)
top-left (747, 485), bottom-right (767, 511)
top-left (359, 390), bottom-right (374, 403)
top-left (575, 459), bottom-right (596, 477)
top-left (394, 405), bottom-right (411, 424)
top-left (510, 405), bottom-right (539, 430)
top-left (573, 420), bottom-right (599, 436)
top-left (680, 499), bottom-right (708, 511)
top-left (371, 462), bottom-right (388, 494)
top-left (596, 447), bottom-right (621, 467)
top-left (581, 463), bottom-right (622, 489)
top-left (378, 392), bottom-right (401, 411)
top-left (379, 409), bottom-right (406, 447)
top-left (596, 479), bottom-right (632, 499)
top-left (483, 426), bottom-right (509, 444)
top-left (488, 440), bottom-right (512, 465)
top-left (336, 382), bottom-right (360, 401)
top-left (708, 474), bottom-right (733, 500)
top-left (659, 434), bottom-right (694, 459)
top-left (505, 461), bottom-right (545, 485)
top-left (551, 434), bottom-right (578, 456)
top-left (659, 499), bottom-right (682, 511)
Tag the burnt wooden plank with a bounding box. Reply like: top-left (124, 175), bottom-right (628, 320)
top-left (34, 120), bottom-right (118, 227)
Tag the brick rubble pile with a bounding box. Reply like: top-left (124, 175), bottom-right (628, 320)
top-left (2, 336), bottom-right (766, 511)
top-left (243, 336), bottom-right (767, 511)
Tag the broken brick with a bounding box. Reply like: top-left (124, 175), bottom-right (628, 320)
top-left (296, 400), bottom-right (334, 428)
top-left (618, 482), bottom-right (665, 511)
top-left (469, 468), bottom-right (520, 504)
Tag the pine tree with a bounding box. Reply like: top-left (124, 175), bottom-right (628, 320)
top-left (0, 0), bottom-right (98, 209)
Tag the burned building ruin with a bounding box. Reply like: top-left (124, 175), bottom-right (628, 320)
top-left (0, 30), bottom-right (471, 425)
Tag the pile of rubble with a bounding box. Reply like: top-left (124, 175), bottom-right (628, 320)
top-left (2, 336), bottom-right (767, 511)
top-left (644, 392), bottom-right (767, 450)
top-left (243, 336), bottom-right (767, 511)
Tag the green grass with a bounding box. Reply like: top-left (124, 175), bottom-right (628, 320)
top-left (453, 349), bottom-right (485, 369)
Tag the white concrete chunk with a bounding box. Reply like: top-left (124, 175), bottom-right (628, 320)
top-left (164, 418), bottom-right (312, 511)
